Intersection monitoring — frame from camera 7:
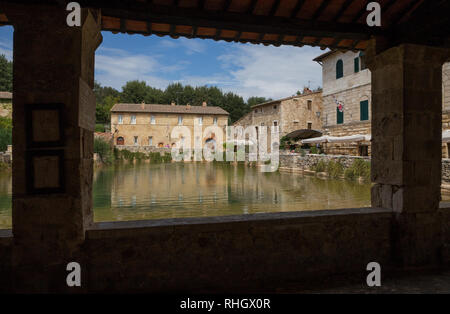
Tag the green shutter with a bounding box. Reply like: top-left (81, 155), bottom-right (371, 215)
top-left (354, 57), bottom-right (359, 73)
top-left (336, 59), bottom-right (343, 79)
top-left (360, 100), bottom-right (369, 121)
top-left (337, 107), bottom-right (344, 124)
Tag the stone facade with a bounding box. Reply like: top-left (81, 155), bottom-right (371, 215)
top-left (317, 50), bottom-right (450, 157)
top-left (233, 91), bottom-right (323, 138)
top-left (111, 103), bottom-right (229, 149)
top-left (314, 50), bottom-right (372, 156)
top-left (279, 153), bottom-right (370, 172)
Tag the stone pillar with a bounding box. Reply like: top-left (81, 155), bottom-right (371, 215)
top-left (367, 41), bottom-right (450, 266)
top-left (3, 3), bottom-right (102, 292)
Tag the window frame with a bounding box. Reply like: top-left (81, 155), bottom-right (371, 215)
top-left (337, 107), bottom-right (344, 125)
top-left (354, 57), bottom-right (360, 73)
top-left (336, 59), bottom-right (344, 79)
top-left (360, 100), bottom-right (369, 121)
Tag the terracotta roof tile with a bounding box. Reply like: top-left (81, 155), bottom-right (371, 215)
top-left (111, 103), bottom-right (229, 115)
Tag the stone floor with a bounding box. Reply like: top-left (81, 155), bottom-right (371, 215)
top-left (279, 271), bottom-right (450, 294)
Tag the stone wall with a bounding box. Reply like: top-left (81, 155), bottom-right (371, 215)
top-left (2, 206), bottom-right (450, 292)
top-left (443, 63), bottom-right (450, 111)
top-left (442, 159), bottom-right (450, 183)
top-left (322, 121), bottom-right (372, 156)
top-left (279, 153), bottom-right (370, 171)
top-left (85, 209), bottom-right (392, 292)
top-left (115, 145), bottom-right (172, 155)
top-left (280, 153), bottom-right (450, 184)
top-left (111, 112), bottom-right (228, 148)
top-left (233, 92), bottom-right (323, 138)
top-left (321, 50), bottom-right (371, 97)
top-left (0, 230), bottom-right (12, 293)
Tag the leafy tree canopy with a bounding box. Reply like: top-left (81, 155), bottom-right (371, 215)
top-left (0, 55), bottom-right (12, 92)
top-left (94, 80), bottom-right (305, 124)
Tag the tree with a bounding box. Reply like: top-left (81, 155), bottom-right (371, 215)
top-left (93, 80), bottom-right (272, 125)
top-left (0, 55), bottom-right (12, 92)
top-left (120, 80), bottom-right (149, 103)
top-left (96, 95), bottom-right (120, 123)
top-left (247, 97), bottom-right (271, 108)
top-left (93, 81), bottom-right (120, 104)
top-left (222, 92), bottom-right (248, 124)
top-left (0, 116), bottom-right (12, 151)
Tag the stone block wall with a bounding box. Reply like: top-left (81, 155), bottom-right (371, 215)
top-left (321, 50), bottom-right (371, 97)
top-left (443, 63), bottom-right (450, 111)
top-left (280, 153), bottom-right (450, 184)
top-left (114, 145), bottom-right (172, 155)
top-left (323, 84), bottom-right (372, 128)
top-left (442, 159), bottom-right (450, 183)
top-left (279, 153), bottom-right (370, 171)
top-left (233, 92), bottom-right (323, 138)
top-left (322, 121), bottom-right (372, 156)
top-left (85, 209), bottom-right (393, 292)
top-left (0, 231), bottom-right (12, 292)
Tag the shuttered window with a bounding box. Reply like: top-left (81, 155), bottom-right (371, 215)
top-left (360, 100), bottom-right (369, 121)
top-left (337, 107), bottom-right (344, 124)
top-left (354, 57), bottom-right (360, 73)
top-left (336, 59), bottom-right (344, 79)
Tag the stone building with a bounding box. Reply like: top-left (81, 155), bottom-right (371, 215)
top-left (315, 51), bottom-right (450, 157)
top-left (0, 91), bottom-right (12, 118)
top-left (0, 91), bottom-right (12, 104)
top-left (110, 102), bottom-right (229, 149)
top-left (442, 63), bottom-right (450, 157)
top-left (2, 0), bottom-right (450, 294)
top-left (313, 50), bottom-right (371, 156)
top-left (233, 90), bottom-right (323, 139)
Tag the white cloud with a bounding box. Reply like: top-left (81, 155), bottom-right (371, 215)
top-left (216, 44), bottom-right (325, 100)
top-left (157, 37), bottom-right (207, 55)
top-left (95, 42), bottom-right (324, 101)
top-left (95, 47), bottom-right (187, 90)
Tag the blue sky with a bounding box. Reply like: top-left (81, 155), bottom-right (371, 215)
top-left (0, 25), bottom-right (325, 100)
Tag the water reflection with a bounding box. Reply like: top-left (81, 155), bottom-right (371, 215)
top-left (0, 163), bottom-right (374, 229)
top-left (93, 162), bottom-right (372, 223)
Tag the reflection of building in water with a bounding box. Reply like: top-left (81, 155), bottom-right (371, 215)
top-left (111, 101), bottom-right (229, 149)
top-left (106, 164), bottom-right (370, 217)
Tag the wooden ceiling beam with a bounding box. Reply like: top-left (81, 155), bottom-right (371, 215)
top-left (290, 0), bottom-right (307, 19)
top-left (247, 0), bottom-right (258, 15)
top-left (332, 0), bottom-right (354, 22)
top-left (312, 0), bottom-right (331, 20)
top-left (87, 1), bottom-right (381, 40)
top-left (269, 0), bottom-right (281, 17)
top-left (198, 0), bottom-right (206, 10)
top-left (351, 0), bottom-right (370, 23)
top-left (390, 0), bottom-right (422, 25)
top-left (222, 0), bottom-right (232, 11)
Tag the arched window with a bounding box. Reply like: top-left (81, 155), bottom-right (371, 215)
top-left (336, 59), bottom-right (344, 79)
top-left (116, 137), bottom-right (124, 145)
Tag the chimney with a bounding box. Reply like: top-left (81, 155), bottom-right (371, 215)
top-left (141, 101), bottom-right (145, 109)
top-left (171, 101), bottom-right (176, 106)
top-left (186, 103), bottom-right (191, 109)
top-left (202, 101), bottom-right (207, 107)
